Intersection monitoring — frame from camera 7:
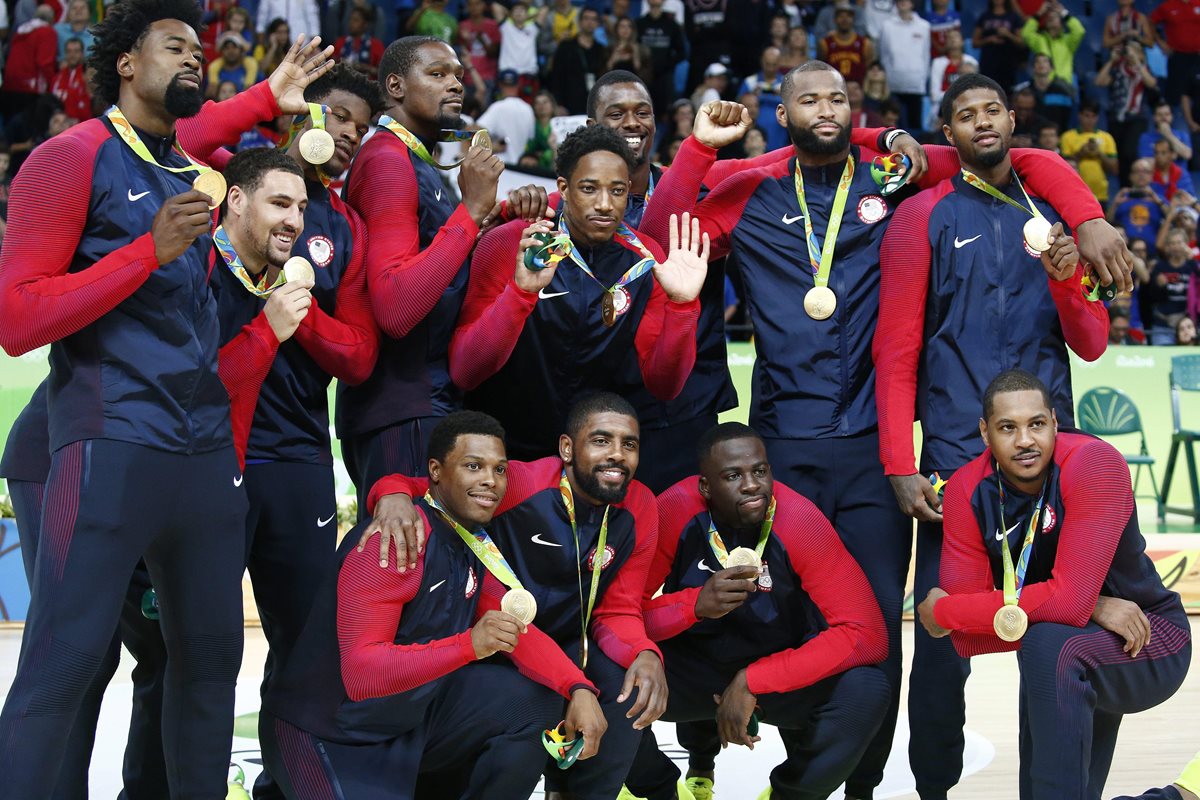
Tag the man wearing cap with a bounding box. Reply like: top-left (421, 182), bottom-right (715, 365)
top-left (479, 69), bottom-right (537, 166)
top-left (209, 30), bottom-right (260, 95)
top-left (819, 2), bottom-right (874, 86)
top-left (691, 63), bottom-right (728, 108)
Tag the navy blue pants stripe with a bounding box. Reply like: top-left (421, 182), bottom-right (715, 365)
top-left (0, 440), bottom-right (247, 800)
top-left (763, 432), bottom-right (910, 798)
top-left (343, 418), bottom-right (440, 521)
top-left (1015, 617), bottom-right (1191, 800)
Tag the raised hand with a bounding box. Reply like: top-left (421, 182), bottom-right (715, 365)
top-left (267, 35), bottom-right (337, 115)
top-left (653, 212), bottom-right (710, 304)
top-left (694, 101), bottom-right (754, 150)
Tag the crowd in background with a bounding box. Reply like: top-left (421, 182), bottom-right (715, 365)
top-left (0, 0), bottom-right (1196, 344)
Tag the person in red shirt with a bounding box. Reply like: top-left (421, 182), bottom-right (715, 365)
top-left (333, 5), bottom-right (384, 78)
top-left (4, 5), bottom-right (60, 113)
top-left (459, 0), bottom-right (501, 98)
top-left (50, 37), bottom-right (92, 121)
top-left (917, 368), bottom-right (1190, 800)
top-left (1151, 0), bottom-right (1200, 104)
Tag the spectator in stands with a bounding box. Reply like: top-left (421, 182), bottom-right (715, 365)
top-left (1014, 52), bottom-right (1074, 134)
top-left (682, 0), bottom-right (734, 93)
top-left (257, 0), bottom-right (318, 43)
top-left (973, 0), bottom-right (1025, 94)
top-left (863, 0), bottom-right (899, 40)
top-left (691, 62), bottom-right (728, 108)
top-left (54, 0), bottom-right (91, 62)
top-left (499, 2), bottom-right (539, 100)
top-left (1176, 315), bottom-right (1197, 345)
top-left (255, 18), bottom-right (291, 79)
top-left (739, 46), bottom-right (783, 97)
top-left (224, 6), bottom-right (254, 50)
top-left (1105, 0), bottom-right (1154, 51)
top-left (1151, 0), bottom-right (1200, 105)
top-left (1109, 307), bottom-right (1140, 345)
top-left (1111, 159), bottom-right (1170, 256)
top-left (548, 7), bottom-right (606, 116)
top-left (1140, 100), bottom-right (1193, 165)
top-left (819, 2), bottom-right (873, 86)
top-left (638, 0), bottom-right (686, 115)
top-left (767, 12), bottom-right (789, 50)
top-left (207, 32), bottom-right (259, 97)
top-left (335, 5), bottom-right (384, 79)
top-left (1152, 138), bottom-right (1197, 200)
top-left (1147, 227), bottom-right (1198, 344)
top-left (862, 59), bottom-right (891, 114)
top-left (848, 79), bottom-right (883, 128)
top-left (1011, 87), bottom-right (1053, 148)
top-left (521, 88), bottom-right (557, 172)
top-left (1037, 122), bottom-right (1060, 153)
top-left (743, 126), bottom-right (767, 158)
top-left (778, 25), bottom-right (810, 73)
top-left (478, 70), bottom-right (535, 166)
top-left (1020, 2), bottom-right (1085, 87)
top-left (877, 0), bottom-right (929, 132)
top-left (545, 0), bottom-right (579, 45)
top-left (927, 0), bottom-right (961, 59)
top-left (407, 0), bottom-right (457, 42)
top-left (460, 0), bottom-right (500, 95)
top-left (4, 5), bottom-right (58, 107)
top-left (1061, 99), bottom-right (1119, 203)
top-left (606, 16), bottom-right (651, 82)
top-left (50, 36), bottom-right (89, 122)
top-left (665, 96), bottom-right (694, 143)
top-left (1128, 236), bottom-right (1154, 332)
top-left (215, 79), bottom-right (238, 102)
top-left (928, 29), bottom-right (976, 126)
top-left (1096, 39), bottom-right (1157, 184)
top-left (1156, 191), bottom-right (1200, 253)
top-left (659, 134), bottom-right (684, 164)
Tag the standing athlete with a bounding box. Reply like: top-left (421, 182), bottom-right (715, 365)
top-left (917, 369), bottom-right (1190, 800)
top-left (0, 1), bottom-right (247, 796)
top-left (875, 73), bottom-right (1114, 799)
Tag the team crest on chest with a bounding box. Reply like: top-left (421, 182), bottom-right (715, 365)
top-left (587, 544), bottom-right (616, 572)
top-left (465, 566), bottom-right (478, 599)
top-left (1041, 505), bottom-right (1057, 534)
top-left (757, 561), bottom-right (773, 592)
top-left (307, 235), bottom-right (334, 267)
top-left (611, 286), bottom-right (632, 317)
top-left (856, 195), bottom-right (887, 224)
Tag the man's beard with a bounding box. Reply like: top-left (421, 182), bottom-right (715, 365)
top-left (439, 109), bottom-right (463, 131)
top-left (789, 121), bottom-right (851, 155)
top-left (573, 463), bottom-right (631, 504)
top-left (164, 75), bottom-right (204, 119)
top-left (974, 140), bottom-right (1009, 168)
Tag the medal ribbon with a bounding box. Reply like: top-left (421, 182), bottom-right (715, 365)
top-left (213, 226), bottom-right (287, 297)
top-left (279, 103), bottom-right (333, 187)
top-left (996, 468), bottom-right (1049, 607)
top-left (706, 496), bottom-right (776, 568)
top-left (378, 116), bottom-right (489, 171)
top-left (106, 105), bottom-right (213, 180)
top-left (559, 470), bottom-right (609, 668)
top-left (558, 214), bottom-right (656, 294)
top-left (423, 491), bottom-right (524, 591)
top-left (794, 155), bottom-right (856, 288)
top-left (960, 168), bottom-right (1045, 222)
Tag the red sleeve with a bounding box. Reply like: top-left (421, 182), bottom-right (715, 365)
top-left (1010, 148), bottom-right (1106, 228)
top-left (176, 81), bottom-right (281, 164)
top-left (337, 518), bottom-right (479, 702)
top-left (873, 184), bottom-right (949, 476)
top-left (476, 573), bottom-right (597, 698)
top-left (704, 145), bottom-right (792, 186)
top-left (366, 457), bottom-right (562, 518)
top-left (345, 136), bottom-right (481, 338)
top-left (936, 440), bottom-right (1134, 644)
top-left (642, 479), bottom-right (705, 642)
top-left (744, 485), bottom-right (888, 695)
top-left (633, 235), bottom-right (700, 401)
top-left (217, 312), bottom-right (280, 470)
top-left (291, 202), bottom-right (380, 385)
top-left (591, 482), bottom-right (663, 668)
top-left (0, 126), bottom-right (161, 356)
top-left (1047, 264), bottom-right (1109, 361)
top-left (447, 220), bottom-right (538, 391)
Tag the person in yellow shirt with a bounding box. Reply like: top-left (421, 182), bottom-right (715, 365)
top-left (1061, 99), bottom-right (1118, 201)
top-left (207, 31), bottom-right (260, 96)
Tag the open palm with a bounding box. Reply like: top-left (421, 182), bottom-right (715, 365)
top-left (268, 35), bottom-right (337, 115)
top-left (652, 212), bottom-right (710, 304)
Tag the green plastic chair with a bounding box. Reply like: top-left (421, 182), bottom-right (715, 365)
top-left (1160, 355), bottom-right (1200, 524)
top-left (1076, 387), bottom-right (1161, 518)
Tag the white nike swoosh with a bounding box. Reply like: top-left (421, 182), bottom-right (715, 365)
top-left (429, 579), bottom-right (446, 592)
top-left (317, 513), bottom-right (336, 528)
top-left (233, 475), bottom-right (244, 487)
top-left (954, 235), bottom-right (982, 249)
top-left (128, 190), bottom-right (150, 201)
top-left (531, 533), bottom-right (562, 547)
top-left (538, 289), bottom-right (569, 300)
top-left (995, 522), bottom-right (1021, 541)
top-left (435, 189), bottom-right (443, 202)
top-left (697, 559), bottom-right (716, 573)
top-left (781, 213), bottom-right (804, 225)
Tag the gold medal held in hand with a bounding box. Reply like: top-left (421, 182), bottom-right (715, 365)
top-left (993, 604), bottom-right (1028, 642)
top-left (726, 546), bottom-right (762, 571)
top-left (501, 587), bottom-right (538, 624)
top-left (283, 256), bottom-right (315, 284)
top-left (192, 170), bottom-right (227, 209)
top-left (1023, 216), bottom-right (1053, 253)
top-left (471, 129), bottom-right (492, 150)
top-left (804, 285), bottom-right (836, 320)
top-left (298, 128), bottom-right (336, 165)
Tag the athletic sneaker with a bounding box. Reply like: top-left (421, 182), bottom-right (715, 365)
top-left (684, 776), bottom-right (714, 800)
top-left (755, 788), bottom-right (772, 800)
top-left (616, 781), bottom-right (697, 800)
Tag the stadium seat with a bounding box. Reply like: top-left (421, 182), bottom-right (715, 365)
top-left (1076, 386), bottom-right (1161, 517)
top-left (1160, 354), bottom-right (1200, 524)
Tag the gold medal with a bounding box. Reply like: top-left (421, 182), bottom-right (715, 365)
top-left (1023, 215), bottom-right (1052, 253)
top-left (501, 587), bottom-right (538, 624)
top-left (803, 285), bottom-right (836, 320)
top-left (298, 128), bottom-right (336, 165)
top-left (471, 129), bottom-right (492, 150)
top-left (602, 291), bottom-right (617, 327)
top-left (192, 170), bottom-right (227, 209)
top-left (283, 256), bottom-right (315, 284)
top-left (725, 546), bottom-right (762, 571)
top-left (993, 604), bottom-right (1028, 642)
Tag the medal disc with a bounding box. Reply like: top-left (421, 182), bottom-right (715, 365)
top-left (1023, 216), bottom-right (1053, 253)
top-left (993, 604), bottom-right (1028, 642)
top-left (602, 291), bottom-right (617, 326)
top-left (803, 286), bottom-right (836, 320)
top-left (283, 256), bottom-right (315, 284)
top-left (192, 170), bottom-right (227, 209)
top-left (611, 285), bottom-right (631, 316)
top-left (501, 587), bottom-right (538, 624)
top-left (298, 127), bottom-right (335, 165)
top-left (471, 129), bottom-right (492, 150)
top-left (726, 547), bottom-right (762, 571)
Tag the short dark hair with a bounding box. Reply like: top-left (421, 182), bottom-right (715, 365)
top-left (223, 147), bottom-right (305, 207)
top-left (555, 124), bottom-right (637, 180)
top-left (1108, 306), bottom-right (1130, 321)
top-left (88, 0), bottom-right (205, 107)
top-left (266, 17), bottom-right (288, 34)
top-left (586, 69), bottom-right (649, 120)
top-left (565, 392), bottom-right (639, 439)
top-left (428, 411), bottom-right (507, 463)
top-left (982, 369), bottom-right (1052, 420)
top-left (379, 35), bottom-right (447, 85)
top-left (780, 60), bottom-right (842, 101)
top-left (1079, 97), bottom-right (1100, 116)
top-left (696, 422), bottom-right (762, 467)
top-left (349, 5), bottom-right (374, 23)
top-left (940, 72), bottom-right (1007, 126)
top-left (304, 63), bottom-right (385, 115)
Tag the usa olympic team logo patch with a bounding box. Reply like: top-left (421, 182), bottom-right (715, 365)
top-left (465, 566), bottom-right (478, 598)
top-left (307, 235), bottom-right (334, 267)
top-left (587, 544), bottom-right (616, 572)
top-left (857, 195), bottom-right (887, 224)
top-left (1041, 505), bottom-right (1057, 534)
